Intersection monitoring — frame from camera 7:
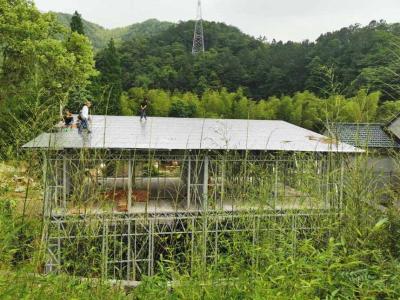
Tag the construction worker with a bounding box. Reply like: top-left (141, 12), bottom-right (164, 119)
top-left (140, 98), bottom-right (148, 121)
top-left (63, 109), bottom-right (74, 128)
top-left (78, 100), bottom-right (92, 134)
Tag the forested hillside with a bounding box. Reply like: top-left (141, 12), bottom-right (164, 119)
top-left (55, 13), bottom-right (400, 101)
top-left (84, 19), bottom-right (400, 131)
top-left (56, 12), bottom-right (173, 50)
top-left (105, 20), bottom-right (400, 100)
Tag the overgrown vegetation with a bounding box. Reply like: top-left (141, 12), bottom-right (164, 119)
top-left (0, 152), bottom-right (400, 299)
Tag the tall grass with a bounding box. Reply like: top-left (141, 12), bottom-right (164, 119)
top-left (1, 149), bottom-right (400, 299)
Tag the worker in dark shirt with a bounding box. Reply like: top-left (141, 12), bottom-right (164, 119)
top-left (63, 109), bottom-right (74, 128)
top-left (140, 98), bottom-right (148, 121)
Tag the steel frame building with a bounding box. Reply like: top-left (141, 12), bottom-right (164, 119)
top-left (24, 116), bottom-right (359, 281)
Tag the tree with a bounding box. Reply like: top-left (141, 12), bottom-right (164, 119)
top-left (94, 38), bottom-right (122, 115)
top-left (0, 0), bottom-right (96, 155)
top-left (202, 90), bottom-right (225, 117)
top-left (232, 89), bottom-right (250, 119)
top-left (376, 100), bottom-right (400, 122)
top-left (169, 99), bottom-right (196, 118)
top-left (342, 90), bottom-right (380, 123)
top-left (147, 89), bottom-right (171, 116)
top-left (119, 87), bottom-right (145, 116)
top-left (70, 11), bottom-right (84, 35)
top-left (64, 32), bottom-right (98, 111)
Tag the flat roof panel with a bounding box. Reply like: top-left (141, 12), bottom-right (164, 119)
top-left (23, 116), bottom-right (361, 153)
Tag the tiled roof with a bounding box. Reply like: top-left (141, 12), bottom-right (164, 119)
top-left (328, 123), bottom-right (400, 149)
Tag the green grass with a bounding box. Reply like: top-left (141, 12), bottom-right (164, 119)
top-left (0, 156), bottom-right (400, 299)
top-left (0, 272), bottom-right (127, 300)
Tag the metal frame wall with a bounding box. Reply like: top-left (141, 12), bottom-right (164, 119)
top-left (42, 150), bottom-right (345, 281)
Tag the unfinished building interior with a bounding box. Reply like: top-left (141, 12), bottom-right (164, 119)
top-left (24, 116), bottom-right (360, 281)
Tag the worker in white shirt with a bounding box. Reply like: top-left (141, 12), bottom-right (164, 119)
top-left (78, 101), bottom-right (92, 134)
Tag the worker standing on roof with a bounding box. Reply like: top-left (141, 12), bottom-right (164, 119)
top-left (140, 98), bottom-right (148, 121)
top-left (78, 100), bottom-right (92, 134)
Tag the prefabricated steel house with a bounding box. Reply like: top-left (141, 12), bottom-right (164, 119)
top-left (24, 116), bottom-right (360, 281)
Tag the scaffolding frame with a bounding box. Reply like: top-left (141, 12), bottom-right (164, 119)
top-left (45, 210), bottom-right (339, 281)
top-left (42, 150), bottom-right (345, 281)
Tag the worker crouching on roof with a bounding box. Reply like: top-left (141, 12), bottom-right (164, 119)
top-left (63, 109), bottom-right (74, 129)
top-left (78, 100), bottom-right (92, 134)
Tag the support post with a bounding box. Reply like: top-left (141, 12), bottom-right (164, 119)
top-left (42, 153), bottom-right (49, 217)
top-left (41, 152), bottom-right (54, 274)
top-left (214, 217), bottom-right (218, 264)
top-left (42, 152), bottom-right (54, 217)
top-left (190, 218), bottom-right (195, 273)
top-left (292, 214), bottom-right (297, 257)
top-left (274, 161), bottom-right (279, 209)
top-left (203, 155), bottom-right (209, 211)
top-left (101, 218), bottom-right (109, 280)
top-left (202, 155), bottom-right (209, 268)
top-left (187, 155), bottom-right (191, 210)
top-left (148, 219), bottom-right (154, 276)
top-left (127, 220), bottom-right (131, 281)
top-left (252, 216), bottom-right (256, 270)
top-left (133, 220), bottom-right (137, 281)
top-left (220, 157), bottom-right (225, 209)
top-left (325, 157), bottom-right (330, 208)
top-left (54, 160), bottom-right (58, 207)
top-left (62, 156), bottom-right (67, 212)
top-left (57, 220), bottom-right (61, 272)
top-left (339, 158), bottom-right (344, 211)
top-left (128, 159), bottom-right (133, 213)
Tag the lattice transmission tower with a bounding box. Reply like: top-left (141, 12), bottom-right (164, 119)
top-left (192, 0), bottom-right (205, 55)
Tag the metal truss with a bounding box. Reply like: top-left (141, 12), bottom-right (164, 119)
top-left (192, 0), bottom-right (205, 55)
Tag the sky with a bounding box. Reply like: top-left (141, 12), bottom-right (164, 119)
top-left (34, 0), bottom-right (400, 42)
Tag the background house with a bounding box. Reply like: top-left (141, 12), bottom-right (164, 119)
top-left (327, 120), bottom-right (400, 188)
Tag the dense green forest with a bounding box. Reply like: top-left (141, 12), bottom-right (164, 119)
top-left (86, 12), bottom-right (400, 129)
top-left (58, 11), bottom-right (400, 101)
top-left (93, 18), bottom-right (400, 101)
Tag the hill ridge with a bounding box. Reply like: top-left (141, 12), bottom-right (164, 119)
top-left (55, 12), bottom-right (174, 49)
